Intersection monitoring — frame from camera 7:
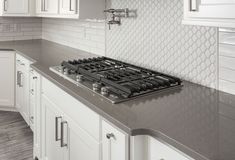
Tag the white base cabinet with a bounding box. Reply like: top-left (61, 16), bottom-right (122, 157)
top-left (25, 69), bottom-right (195, 160)
top-left (0, 51), bottom-right (15, 108)
top-left (102, 120), bottom-right (128, 160)
top-left (148, 137), bottom-right (192, 160)
top-left (183, 0), bottom-right (235, 27)
top-left (41, 77), bottom-right (101, 160)
top-left (41, 95), bottom-right (64, 160)
top-left (16, 53), bottom-right (32, 125)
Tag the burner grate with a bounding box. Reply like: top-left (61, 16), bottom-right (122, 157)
top-left (61, 57), bottom-right (182, 98)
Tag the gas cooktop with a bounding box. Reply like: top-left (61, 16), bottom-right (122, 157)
top-left (50, 57), bottom-right (182, 103)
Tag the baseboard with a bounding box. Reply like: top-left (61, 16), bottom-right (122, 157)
top-left (0, 106), bottom-right (18, 112)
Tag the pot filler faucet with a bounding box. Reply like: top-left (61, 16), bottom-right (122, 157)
top-left (104, 8), bottom-right (129, 30)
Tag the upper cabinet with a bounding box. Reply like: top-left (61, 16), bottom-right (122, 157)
top-left (0, 0), bottom-right (105, 19)
top-left (36, 0), bottom-right (58, 15)
top-left (183, 0), bottom-right (235, 27)
top-left (0, 0), bottom-right (35, 16)
top-left (36, 0), bottom-right (105, 19)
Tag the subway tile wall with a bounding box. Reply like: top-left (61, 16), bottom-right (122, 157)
top-left (42, 18), bottom-right (105, 56)
top-left (0, 17), bottom-right (42, 41)
top-left (219, 28), bottom-right (235, 95)
top-left (106, 0), bottom-right (218, 88)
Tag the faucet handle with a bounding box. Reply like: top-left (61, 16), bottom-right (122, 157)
top-left (104, 9), bottom-right (116, 13)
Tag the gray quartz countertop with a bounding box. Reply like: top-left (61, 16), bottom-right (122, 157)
top-left (0, 39), bottom-right (235, 160)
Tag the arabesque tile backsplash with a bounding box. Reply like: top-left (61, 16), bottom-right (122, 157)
top-left (106, 0), bottom-right (218, 88)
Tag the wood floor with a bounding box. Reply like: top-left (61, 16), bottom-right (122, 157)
top-left (0, 111), bottom-right (33, 160)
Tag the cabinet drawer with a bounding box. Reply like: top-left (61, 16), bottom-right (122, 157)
top-left (149, 137), bottom-right (192, 160)
top-left (16, 53), bottom-right (32, 68)
top-left (42, 77), bottom-right (100, 140)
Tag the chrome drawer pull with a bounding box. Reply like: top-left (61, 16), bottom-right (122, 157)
top-left (61, 121), bottom-right (68, 147)
top-left (55, 116), bottom-right (62, 141)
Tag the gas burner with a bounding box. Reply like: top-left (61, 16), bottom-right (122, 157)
top-left (50, 56), bottom-right (182, 103)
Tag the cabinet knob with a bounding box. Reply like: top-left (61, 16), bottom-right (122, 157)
top-left (33, 76), bottom-right (37, 79)
top-left (106, 133), bottom-right (115, 139)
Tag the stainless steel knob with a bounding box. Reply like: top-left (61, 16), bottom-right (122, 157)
top-left (76, 74), bottom-right (84, 82)
top-left (58, 66), bottom-right (64, 73)
top-left (101, 87), bottom-right (109, 96)
top-left (63, 68), bottom-right (69, 75)
top-left (106, 133), bottom-right (115, 139)
top-left (92, 83), bottom-right (102, 91)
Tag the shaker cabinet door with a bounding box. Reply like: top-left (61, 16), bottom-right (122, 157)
top-left (63, 116), bottom-right (100, 160)
top-left (0, 51), bottom-right (14, 107)
top-left (41, 95), bottom-right (64, 160)
top-left (59, 0), bottom-right (77, 15)
top-left (102, 120), bottom-right (128, 160)
top-left (3, 0), bottom-right (28, 14)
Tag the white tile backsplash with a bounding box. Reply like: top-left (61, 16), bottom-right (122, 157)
top-left (106, 0), bottom-right (218, 88)
top-left (0, 17), bottom-right (42, 41)
top-left (42, 18), bottom-right (105, 56)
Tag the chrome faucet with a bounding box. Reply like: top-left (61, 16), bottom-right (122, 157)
top-left (104, 8), bottom-right (129, 30)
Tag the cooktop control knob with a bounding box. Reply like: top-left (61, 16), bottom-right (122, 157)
top-left (58, 66), bottom-right (64, 73)
top-left (76, 74), bottom-right (84, 82)
top-left (63, 68), bottom-right (69, 75)
top-left (101, 87), bottom-right (109, 96)
top-left (93, 83), bottom-right (102, 91)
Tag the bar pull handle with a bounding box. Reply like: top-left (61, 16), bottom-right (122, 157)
top-left (44, 0), bottom-right (48, 11)
top-left (69, 0), bottom-right (74, 11)
top-left (4, 0), bottom-right (8, 12)
top-left (61, 121), bottom-right (68, 147)
top-left (41, 0), bottom-right (44, 11)
top-left (55, 116), bottom-right (62, 141)
top-left (17, 71), bottom-right (23, 87)
top-left (190, 0), bottom-right (197, 11)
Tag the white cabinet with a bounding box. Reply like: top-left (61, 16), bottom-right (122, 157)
top-left (41, 77), bottom-right (100, 160)
top-left (63, 115), bottom-right (100, 160)
top-left (148, 137), bottom-right (192, 160)
top-left (0, 51), bottom-right (14, 108)
top-left (59, 0), bottom-right (77, 15)
top-left (183, 0), bottom-right (235, 27)
top-left (3, 0), bottom-right (28, 14)
top-left (36, 0), bottom-right (58, 14)
top-left (102, 120), bottom-right (128, 160)
top-left (29, 69), bottom-right (42, 160)
top-left (36, 0), bottom-right (105, 19)
top-left (0, 0), bottom-right (35, 16)
top-left (41, 95), bottom-right (64, 160)
top-left (16, 53), bottom-right (32, 125)
top-left (41, 94), bottom-right (100, 160)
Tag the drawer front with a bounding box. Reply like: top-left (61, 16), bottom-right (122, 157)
top-left (42, 77), bottom-right (100, 141)
top-left (16, 53), bottom-right (32, 69)
top-left (149, 137), bottom-right (192, 160)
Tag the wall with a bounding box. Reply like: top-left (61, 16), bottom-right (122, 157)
top-left (42, 18), bottom-right (105, 56)
top-left (219, 28), bottom-right (235, 95)
top-left (106, 0), bottom-right (218, 88)
top-left (0, 17), bottom-right (41, 41)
